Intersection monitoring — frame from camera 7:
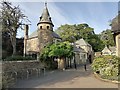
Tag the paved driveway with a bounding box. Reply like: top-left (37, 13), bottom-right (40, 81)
top-left (14, 64), bottom-right (118, 88)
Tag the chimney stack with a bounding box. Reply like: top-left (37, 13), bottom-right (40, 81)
top-left (24, 25), bottom-right (29, 39)
top-left (24, 24), bottom-right (29, 57)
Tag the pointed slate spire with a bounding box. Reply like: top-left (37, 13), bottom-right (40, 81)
top-left (37, 2), bottom-right (54, 26)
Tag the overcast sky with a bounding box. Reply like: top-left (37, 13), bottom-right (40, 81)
top-left (11, 0), bottom-right (119, 38)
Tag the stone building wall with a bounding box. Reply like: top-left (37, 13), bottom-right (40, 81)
top-left (26, 38), bottom-right (39, 53)
top-left (38, 29), bottom-right (53, 52)
top-left (80, 45), bottom-right (92, 55)
top-left (38, 23), bottom-right (53, 30)
top-left (116, 34), bottom-right (120, 57)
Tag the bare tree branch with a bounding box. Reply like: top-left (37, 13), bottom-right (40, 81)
top-left (1, 1), bottom-right (30, 56)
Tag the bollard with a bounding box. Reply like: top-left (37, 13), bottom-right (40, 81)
top-left (39, 68), bottom-right (41, 76)
top-left (21, 69), bottom-right (24, 79)
top-left (37, 68), bottom-right (39, 77)
top-left (26, 70), bottom-right (29, 79)
top-left (13, 71), bottom-right (17, 82)
top-left (35, 68), bottom-right (38, 76)
top-left (43, 68), bottom-right (45, 76)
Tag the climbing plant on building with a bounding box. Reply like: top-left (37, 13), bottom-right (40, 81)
top-left (40, 41), bottom-right (74, 70)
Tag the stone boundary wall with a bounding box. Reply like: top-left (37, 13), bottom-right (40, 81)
top-left (2, 60), bottom-right (45, 80)
top-left (2, 60), bottom-right (44, 72)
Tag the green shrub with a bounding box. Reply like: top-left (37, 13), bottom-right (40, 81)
top-left (4, 56), bottom-right (35, 61)
top-left (92, 55), bottom-right (120, 81)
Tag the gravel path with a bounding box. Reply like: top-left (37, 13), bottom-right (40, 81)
top-left (14, 64), bottom-right (118, 88)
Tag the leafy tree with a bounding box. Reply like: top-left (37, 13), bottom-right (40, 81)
top-left (55, 23), bottom-right (104, 52)
top-left (86, 34), bottom-right (104, 52)
top-left (1, 1), bottom-right (29, 56)
top-left (75, 24), bottom-right (104, 51)
top-left (55, 24), bottom-right (94, 43)
top-left (40, 42), bottom-right (74, 60)
top-left (75, 24), bottom-right (94, 40)
top-left (55, 24), bottom-right (77, 42)
top-left (99, 29), bottom-right (115, 46)
top-left (49, 42), bottom-right (74, 58)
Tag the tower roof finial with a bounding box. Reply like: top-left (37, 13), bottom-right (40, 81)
top-left (45, 1), bottom-right (47, 7)
top-left (37, 1), bottom-right (54, 26)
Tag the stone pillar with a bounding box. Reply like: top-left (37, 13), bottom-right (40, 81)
top-left (116, 34), bottom-right (120, 57)
top-left (37, 53), bottom-right (40, 61)
top-left (24, 25), bottom-right (29, 57)
top-left (57, 58), bottom-right (65, 70)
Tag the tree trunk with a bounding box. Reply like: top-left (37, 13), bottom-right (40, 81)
top-left (10, 32), bottom-right (17, 56)
top-left (12, 40), bottom-right (16, 56)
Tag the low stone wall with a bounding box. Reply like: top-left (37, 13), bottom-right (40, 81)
top-left (2, 60), bottom-right (45, 79)
top-left (2, 60), bottom-right (44, 72)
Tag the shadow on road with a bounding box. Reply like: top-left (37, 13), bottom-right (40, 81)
top-left (14, 64), bottom-right (92, 88)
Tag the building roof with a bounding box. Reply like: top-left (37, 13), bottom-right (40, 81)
top-left (75, 38), bottom-right (91, 46)
top-left (74, 46), bottom-right (86, 53)
top-left (111, 14), bottom-right (120, 34)
top-left (29, 30), bottom-right (38, 38)
top-left (37, 2), bottom-right (54, 26)
top-left (28, 3), bottom-right (60, 40)
top-left (102, 46), bottom-right (110, 53)
top-left (52, 32), bottom-right (61, 39)
top-left (72, 43), bottom-right (86, 53)
top-left (28, 30), bottom-right (61, 39)
top-left (102, 46), bottom-right (116, 53)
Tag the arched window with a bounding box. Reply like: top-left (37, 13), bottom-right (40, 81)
top-left (47, 26), bottom-right (49, 29)
top-left (40, 26), bottom-right (42, 29)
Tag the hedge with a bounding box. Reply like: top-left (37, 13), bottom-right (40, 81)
top-left (92, 55), bottom-right (120, 81)
top-left (3, 56), bottom-right (35, 61)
